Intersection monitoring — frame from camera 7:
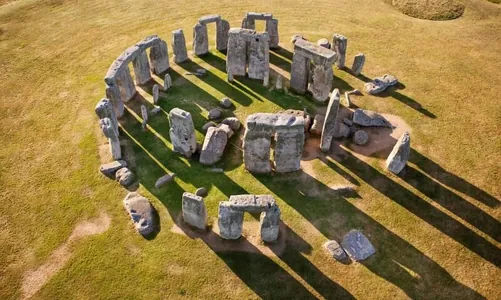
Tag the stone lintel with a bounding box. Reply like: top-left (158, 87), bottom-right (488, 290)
top-left (228, 195), bottom-right (276, 212)
top-left (228, 28), bottom-right (269, 42)
top-left (246, 113), bottom-right (305, 132)
top-left (199, 14), bottom-right (221, 25)
top-left (246, 12), bottom-right (273, 20)
top-left (294, 38), bottom-right (336, 63)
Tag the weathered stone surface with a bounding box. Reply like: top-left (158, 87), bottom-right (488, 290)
top-left (338, 123), bottom-right (351, 138)
top-left (152, 84), bottom-right (160, 104)
top-left (247, 32), bottom-right (270, 84)
top-left (353, 130), bottom-right (369, 145)
top-left (243, 130), bottom-right (272, 173)
top-left (198, 14), bottom-right (221, 25)
top-left (290, 52), bottom-right (310, 94)
top-left (343, 118), bottom-right (353, 127)
top-left (386, 131), bottom-right (410, 174)
top-left (324, 240), bottom-right (348, 261)
top-left (275, 75), bottom-right (283, 90)
top-left (218, 202), bottom-right (244, 239)
top-left (164, 74), bottom-right (172, 91)
top-left (226, 29), bottom-right (247, 80)
top-left (208, 108), bottom-right (222, 120)
top-left (341, 229), bottom-right (376, 261)
top-left (202, 121), bottom-right (216, 132)
top-left (105, 84), bottom-right (124, 118)
top-left (200, 127), bottom-right (228, 165)
top-left (220, 97), bottom-right (232, 108)
top-left (95, 98), bottom-right (118, 135)
top-left (266, 18), bottom-right (279, 49)
top-left (155, 173), bottom-right (176, 188)
top-left (116, 66), bottom-right (136, 102)
top-left (195, 187), bottom-right (208, 197)
top-left (260, 205), bottom-right (280, 242)
top-left (294, 38), bottom-right (336, 62)
top-left (150, 105), bottom-right (161, 116)
top-left (320, 89), bottom-right (341, 152)
top-left (123, 192), bottom-right (155, 236)
top-left (352, 109), bottom-right (392, 128)
top-left (116, 167), bottom-right (135, 187)
top-left (308, 63), bottom-right (333, 102)
top-left (273, 123), bottom-right (305, 173)
top-left (193, 23), bottom-right (209, 56)
top-left (333, 34), bottom-right (347, 69)
top-left (172, 29), bottom-right (189, 64)
top-left (168, 108), bottom-right (197, 157)
top-left (228, 194), bottom-right (276, 213)
top-left (132, 50), bottom-right (152, 85)
top-left (291, 34), bottom-right (306, 44)
top-left (100, 117), bottom-right (121, 159)
top-left (317, 38), bottom-right (331, 49)
top-left (217, 123), bottom-right (234, 138)
top-left (221, 117), bottom-right (241, 131)
top-left (149, 39), bottom-right (170, 75)
top-left (216, 19), bottom-right (230, 51)
top-left (141, 105), bottom-right (148, 130)
top-left (99, 160), bottom-right (127, 178)
top-left (364, 74), bottom-right (398, 95)
top-left (310, 114), bottom-right (325, 136)
top-left (182, 192), bottom-right (207, 230)
top-left (351, 53), bottom-right (365, 76)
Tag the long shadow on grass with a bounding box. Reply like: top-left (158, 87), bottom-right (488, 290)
top-left (253, 157), bottom-right (487, 299)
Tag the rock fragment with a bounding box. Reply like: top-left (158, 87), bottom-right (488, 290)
top-left (220, 97), bottom-right (232, 108)
top-left (195, 187), bottom-right (208, 197)
top-left (352, 109), bottom-right (392, 128)
top-left (324, 240), bottom-right (348, 261)
top-left (353, 130), bottom-right (369, 145)
top-left (208, 108), bottom-right (222, 120)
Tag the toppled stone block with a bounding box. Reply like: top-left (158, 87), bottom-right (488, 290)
top-left (365, 74), bottom-right (398, 95)
top-left (260, 205), bottom-right (280, 242)
top-left (116, 167), bottom-right (135, 187)
top-left (324, 240), bottom-right (348, 261)
top-left (182, 192), bottom-right (207, 230)
top-left (123, 192), bottom-right (155, 236)
top-left (351, 53), bottom-right (365, 76)
top-left (386, 131), bottom-right (410, 174)
top-left (202, 121), bottom-right (216, 132)
top-left (155, 173), bottom-right (176, 188)
top-left (310, 114), bottom-right (325, 136)
top-left (217, 123), bottom-right (234, 138)
top-left (218, 202), bottom-right (244, 239)
top-left (168, 108), bottom-right (197, 157)
top-left (317, 38), bottom-right (331, 49)
top-left (353, 130), bottom-right (369, 145)
top-left (100, 160), bottom-right (127, 178)
top-left (193, 23), bottom-right (209, 56)
top-left (228, 194), bottom-right (276, 213)
top-left (352, 109), bottom-right (392, 128)
top-left (320, 89), bottom-right (341, 152)
top-left (341, 229), bottom-right (376, 261)
top-left (221, 117), bottom-right (241, 131)
top-left (200, 127), bottom-right (228, 165)
top-left (333, 34), bottom-right (347, 69)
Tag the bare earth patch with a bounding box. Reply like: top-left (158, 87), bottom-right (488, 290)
top-left (387, 0), bottom-right (466, 20)
top-left (21, 212), bottom-right (111, 299)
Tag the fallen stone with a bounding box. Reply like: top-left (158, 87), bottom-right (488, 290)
top-left (320, 89), bottom-right (341, 152)
top-left (341, 229), bottom-right (376, 261)
top-left (195, 187), bottom-right (208, 197)
top-left (364, 74), bottom-right (398, 95)
top-left (202, 121), bottom-right (216, 132)
top-left (182, 192), bottom-right (207, 230)
top-left (324, 240), bottom-right (348, 261)
top-left (199, 127), bottom-right (228, 165)
top-left (386, 131), bottom-right (410, 174)
top-left (347, 89), bottom-right (363, 96)
top-left (220, 97), bottom-right (232, 108)
top-left (123, 192), bottom-right (155, 236)
top-left (217, 123), bottom-right (234, 138)
top-left (208, 108), bottom-right (222, 120)
top-left (116, 168), bottom-right (135, 187)
top-left (221, 117), bottom-right (241, 131)
top-left (353, 130), bottom-right (369, 145)
top-left (155, 173), bottom-right (176, 188)
top-left (317, 38), bottom-right (331, 49)
top-left (149, 106), bottom-right (162, 116)
top-left (100, 160), bottom-right (127, 178)
top-left (352, 109), bottom-right (392, 128)
top-left (310, 114), bottom-right (325, 136)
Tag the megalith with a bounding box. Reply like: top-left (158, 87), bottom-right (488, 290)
top-left (172, 29), bottom-right (189, 64)
top-left (182, 192), bottom-right (207, 230)
top-left (320, 89), bottom-right (341, 152)
top-left (386, 131), bottom-right (410, 174)
top-left (260, 204), bottom-right (281, 242)
top-left (149, 39), bottom-right (170, 75)
top-left (123, 192), bottom-right (156, 236)
top-left (351, 53), bottom-right (365, 76)
top-left (116, 65), bottom-right (136, 102)
top-left (241, 12), bottom-right (279, 48)
top-left (333, 34), bottom-right (347, 69)
top-left (199, 126), bottom-right (228, 165)
top-left (95, 98), bottom-right (118, 136)
top-left (100, 117), bottom-right (121, 160)
top-left (132, 50), bottom-right (152, 85)
top-left (218, 202), bottom-right (244, 239)
top-left (168, 108), bottom-right (197, 157)
top-left (193, 23), bottom-right (209, 56)
top-left (216, 19), bottom-right (230, 51)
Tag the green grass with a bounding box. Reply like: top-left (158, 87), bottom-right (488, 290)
top-left (1, 0), bottom-right (500, 299)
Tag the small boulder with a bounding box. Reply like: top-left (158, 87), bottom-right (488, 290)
top-left (123, 192), bottom-right (155, 236)
top-left (353, 130), bottom-right (369, 145)
top-left (116, 168), bottom-right (135, 187)
top-left (202, 121), bottom-right (216, 132)
top-left (149, 105), bottom-right (162, 116)
top-left (208, 108), bottom-right (222, 120)
top-left (310, 115), bottom-right (325, 136)
top-left (353, 109), bottom-right (392, 128)
top-left (195, 187), bottom-right (208, 197)
top-left (341, 229), bottom-right (376, 261)
top-left (339, 123), bottom-right (351, 138)
top-left (221, 117), bottom-right (241, 131)
top-left (155, 173), bottom-right (176, 188)
top-left (100, 160), bottom-right (127, 178)
top-left (317, 38), bottom-right (331, 49)
top-left (324, 240), bottom-right (348, 262)
top-left (220, 97), bottom-right (233, 108)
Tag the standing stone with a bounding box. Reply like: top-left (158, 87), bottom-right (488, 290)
top-left (193, 23), bottom-right (209, 56)
top-left (123, 192), bottom-right (156, 236)
top-left (149, 40), bottom-right (170, 75)
top-left (218, 202), bottom-right (244, 239)
top-left (320, 89), bottom-right (341, 152)
top-left (168, 108), bottom-right (197, 157)
top-left (182, 192), bottom-right (207, 230)
top-left (310, 114), bottom-right (325, 136)
top-left (341, 229), bottom-right (376, 261)
top-left (273, 117), bottom-right (305, 173)
top-left (152, 84), bottom-right (160, 104)
top-left (266, 18), bottom-right (279, 49)
top-left (199, 127), bottom-right (228, 165)
top-left (132, 50), bottom-right (152, 85)
top-left (317, 38), bottom-right (331, 49)
top-left (164, 74), bottom-right (172, 91)
top-left (100, 117), bottom-right (121, 159)
top-left (141, 105), bottom-right (148, 130)
top-left (105, 83), bottom-right (124, 118)
top-left (116, 66), bottom-right (136, 102)
top-left (226, 29), bottom-right (247, 81)
top-left (290, 53), bottom-right (310, 94)
top-left (247, 33), bottom-right (270, 85)
top-left (333, 34), bottom-right (347, 69)
top-left (352, 109), bottom-right (392, 128)
top-left (351, 53), bottom-right (365, 76)
top-left (324, 240), bottom-right (348, 261)
top-left (95, 98), bottom-right (118, 135)
top-left (308, 61), bottom-right (333, 102)
top-left (386, 131), bottom-right (410, 174)
top-left (260, 205), bottom-right (280, 242)
top-left (216, 19), bottom-right (230, 52)
top-left (275, 75), bottom-right (283, 90)
top-left (172, 29), bottom-right (189, 64)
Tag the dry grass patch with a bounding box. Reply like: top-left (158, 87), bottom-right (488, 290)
top-left (386, 0), bottom-right (466, 20)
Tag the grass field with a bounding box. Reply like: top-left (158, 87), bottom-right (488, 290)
top-left (1, 0), bottom-right (500, 299)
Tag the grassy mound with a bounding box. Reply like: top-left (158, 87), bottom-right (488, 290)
top-left (387, 0), bottom-right (466, 20)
